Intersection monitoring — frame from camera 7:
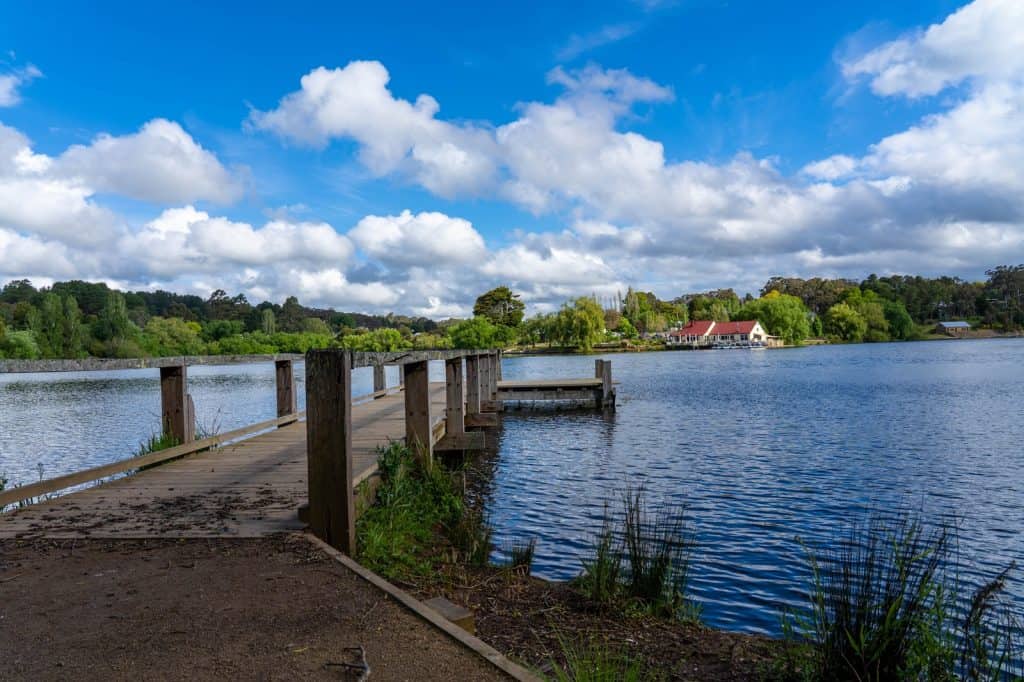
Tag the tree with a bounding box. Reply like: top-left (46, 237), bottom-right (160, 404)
top-left (448, 317), bottom-right (506, 349)
top-left (841, 289), bottom-right (890, 342)
top-left (473, 286), bottom-right (525, 327)
top-left (340, 328), bottom-right (410, 351)
top-left (735, 291), bottom-right (811, 345)
top-left (261, 308), bottom-right (277, 334)
top-left (278, 296), bottom-right (305, 332)
top-left (300, 317), bottom-right (332, 335)
top-left (0, 330), bottom-right (41, 359)
top-left (553, 297), bottom-right (605, 351)
top-left (0, 279), bottom-right (38, 305)
top-left (824, 303), bottom-right (867, 342)
top-left (142, 318), bottom-right (206, 356)
top-left (882, 300), bottom-right (914, 340)
top-left (618, 317), bottom-right (639, 339)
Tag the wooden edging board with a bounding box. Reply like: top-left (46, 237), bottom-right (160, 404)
top-left (304, 533), bottom-right (541, 682)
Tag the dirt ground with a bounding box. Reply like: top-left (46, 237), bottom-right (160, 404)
top-left (0, 534), bottom-right (510, 681)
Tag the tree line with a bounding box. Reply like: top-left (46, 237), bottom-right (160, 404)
top-left (1, 266), bottom-right (1021, 359)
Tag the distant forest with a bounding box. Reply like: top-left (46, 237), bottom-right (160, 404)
top-left (0, 265), bottom-right (1021, 360)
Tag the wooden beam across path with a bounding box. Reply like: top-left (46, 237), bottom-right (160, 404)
top-left (0, 385), bottom-right (449, 539)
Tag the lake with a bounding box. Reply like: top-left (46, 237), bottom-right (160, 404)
top-left (1, 340), bottom-right (1022, 636)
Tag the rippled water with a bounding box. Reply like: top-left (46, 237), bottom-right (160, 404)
top-left (2, 342), bottom-right (1022, 636)
top-left (487, 339), bottom-right (1024, 635)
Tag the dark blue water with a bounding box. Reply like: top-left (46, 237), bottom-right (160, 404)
top-left (488, 339), bottom-right (1024, 635)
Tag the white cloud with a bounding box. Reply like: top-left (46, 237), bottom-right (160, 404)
top-left (248, 61), bottom-right (498, 197)
top-left (0, 64), bottom-right (42, 107)
top-left (843, 0), bottom-right (1024, 97)
top-left (557, 24), bottom-right (640, 61)
top-left (802, 154), bottom-right (858, 181)
top-left (57, 119), bottom-right (241, 204)
top-left (348, 210), bottom-right (486, 267)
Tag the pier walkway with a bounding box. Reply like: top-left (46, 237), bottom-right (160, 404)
top-left (0, 384), bottom-right (445, 539)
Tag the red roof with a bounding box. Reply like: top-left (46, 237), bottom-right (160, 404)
top-left (709, 320), bottom-right (758, 335)
top-left (669, 320), bottom-right (759, 337)
top-left (670, 320), bottom-right (715, 337)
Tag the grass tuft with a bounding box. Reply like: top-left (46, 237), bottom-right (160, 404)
top-left (576, 488), bottom-right (699, 622)
top-left (783, 510), bottom-right (1023, 681)
top-left (542, 636), bottom-right (652, 682)
top-left (505, 537), bottom-right (538, 574)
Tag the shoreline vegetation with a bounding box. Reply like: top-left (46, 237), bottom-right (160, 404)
top-left (1, 266), bottom-right (1023, 362)
top-left (359, 443), bottom-right (1023, 681)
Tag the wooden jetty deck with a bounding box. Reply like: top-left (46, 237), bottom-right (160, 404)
top-left (0, 351), bottom-right (614, 553)
top-left (0, 384), bottom-right (446, 539)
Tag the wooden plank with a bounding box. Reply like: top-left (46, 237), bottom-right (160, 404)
top-left (0, 413), bottom-right (301, 507)
top-left (464, 413), bottom-right (498, 428)
top-left (305, 349), bottom-right (355, 554)
top-left (160, 364), bottom-right (188, 443)
top-left (498, 378), bottom-right (602, 389)
top-left (403, 360), bottom-right (432, 464)
top-left (275, 359), bottom-right (296, 418)
top-left (445, 358), bottom-right (465, 436)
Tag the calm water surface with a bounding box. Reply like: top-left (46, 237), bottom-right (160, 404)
top-left (490, 339), bottom-right (1024, 635)
top-left (1, 341), bottom-right (1022, 636)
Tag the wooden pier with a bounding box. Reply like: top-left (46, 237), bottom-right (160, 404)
top-left (0, 350), bottom-right (614, 555)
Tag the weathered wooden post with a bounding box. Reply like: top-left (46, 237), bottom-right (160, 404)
top-left (403, 360), bottom-right (433, 464)
top-left (160, 364), bottom-right (191, 443)
top-left (275, 359), bottom-right (296, 419)
top-left (372, 362), bottom-right (386, 396)
top-left (305, 350), bottom-right (356, 554)
top-left (465, 354), bottom-right (481, 418)
top-left (444, 358), bottom-right (465, 437)
top-left (595, 359), bottom-right (614, 408)
top-left (492, 350), bottom-right (502, 410)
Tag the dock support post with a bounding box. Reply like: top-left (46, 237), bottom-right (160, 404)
top-left (465, 354), bottom-right (481, 418)
top-left (160, 364), bottom-right (191, 444)
top-left (444, 358), bottom-right (465, 437)
top-left (372, 362), bottom-right (386, 396)
top-left (305, 350), bottom-right (355, 554)
top-left (403, 360), bottom-right (433, 464)
top-left (275, 359), bottom-right (296, 419)
top-left (595, 359), bottom-right (614, 408)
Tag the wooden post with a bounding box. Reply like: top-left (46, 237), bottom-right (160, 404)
top-left (275, 359), bottom-right (296, 418)
top-left (465, 354), bottom-right (481, 417)
top-left (305, 350), bottom-right (355, 554)
top-left (160, 364), bottom-right (189, 444)
top-left (445, 358), bottom-right (465, 436)
top-left (372, 363), bottom-right (386, 396)
top-left (595, 359), bottom-right (613, 408)
top-left (403, 360), bottom-right (432, 464)
top-left (488, 351), bottom-right (499, 400)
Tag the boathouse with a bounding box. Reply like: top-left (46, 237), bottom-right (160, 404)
top-left (667, 319), bottom-right (772, 347)
top-left (936, 320), bottom-right (970, 336)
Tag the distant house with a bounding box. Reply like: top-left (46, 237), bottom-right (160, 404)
top-left (936, 321), bottom-right (970, 337)
top-left (667, 320), bottom-right (774, 347)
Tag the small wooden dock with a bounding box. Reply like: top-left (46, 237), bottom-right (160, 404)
top-left (0, 351), bottom-right (614, 554)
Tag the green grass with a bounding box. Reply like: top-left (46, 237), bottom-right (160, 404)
top-left (782, 511), bottom-right (1022, 681)
top-left (357, 442), bottom-right (479, 579)
top-left (542, 636), bottom-right (655, 682)
top-left (505, 537), bottom-right (538, 574)
top-left (133, 432), bottom-right (180, 471)
top-left (576, 489), bottom-right (700, 622)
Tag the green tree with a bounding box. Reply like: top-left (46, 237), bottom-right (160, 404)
top-left (300, 317), bottom-right (332, 335)
top-left (261, 308), bottom-right (277, 334)
top-left (735, 291), bottom-right (811, 345)
top-left (0, 279), bottom-right (38, 305)
top-left (278, 296), bottom-right (306, 332)
top-left (618, 317), bottom-right (638, 339)
top-left (142, 317), bottom-right (206, 356)
top-left (842, 288), bottom-right (890, 341)
top-left (94, 291), bottom-right (134, 341)
top-left (518, 314), bottom-right (556, 347)
top-left (473, 286), bottom-right (525, 327)
top-left (0, 330), bottom-right (41, 359)
top-left (38, 293), bottom-right (65, 357)
top-left (882, 300), bottom-right (914, 340)
top-left (448, 317), bottom-right (506, 349)
top-left (824, 303), bottom-right (868, 342)
top-left (340, 328), bottom-right (409, 352)
top-left (553, 297), bottom-right (605, 351)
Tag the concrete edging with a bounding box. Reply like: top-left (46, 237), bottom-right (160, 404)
top-left (302, 533), bottom-right (541, 682)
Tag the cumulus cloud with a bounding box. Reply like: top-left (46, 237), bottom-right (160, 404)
top-left (843, 0), bottom-right (1024, 97)
top-left (56, 119), bottom-right (242, 204)
top-left (0, 64), bottom-right (42, 107)
top-left (348, 210), bottom-right (486, 267)
top-left (248, 61), bottom-right (498, 197)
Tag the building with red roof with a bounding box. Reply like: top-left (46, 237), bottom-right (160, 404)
top-left (667, 319), bottom-right (772, 347)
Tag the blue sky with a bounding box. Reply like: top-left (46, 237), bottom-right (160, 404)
top-left (1, 0), bottom-right (1021, 315)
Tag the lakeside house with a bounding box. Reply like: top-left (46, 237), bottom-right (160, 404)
top-left (936, 320), bottom-right (971, 337)
top-left (667, 319), bottom-right (778, 348)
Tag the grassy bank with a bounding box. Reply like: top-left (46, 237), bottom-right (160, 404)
top-left (356, 444), bottom-right (1023, 681)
